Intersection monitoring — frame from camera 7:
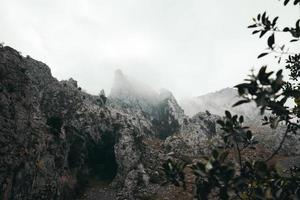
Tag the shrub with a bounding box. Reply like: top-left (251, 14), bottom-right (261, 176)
top-left (163, 1), bottom-right (300, 199)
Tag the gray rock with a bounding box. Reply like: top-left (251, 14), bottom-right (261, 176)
top-left (0, 46), bottom-right (148, 200)
top-left (1, 45), bottom-right (298, 200)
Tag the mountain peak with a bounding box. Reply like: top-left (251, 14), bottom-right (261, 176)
top-left (159, 88), bottom-right (173, 100)
top-left (109, 70), bottom-right (159, 110)
top-left (115, 69), bottom-right (124, 78)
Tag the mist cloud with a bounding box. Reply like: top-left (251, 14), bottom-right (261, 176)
top-left (0, 0), bottom-right (298, 99)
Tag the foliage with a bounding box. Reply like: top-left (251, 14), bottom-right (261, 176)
top-left (163, 1), bottom-right (300, 199)
top-left (162, 159), bottom-right (187, 189)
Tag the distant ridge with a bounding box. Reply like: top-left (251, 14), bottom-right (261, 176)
top-left (180, 87), bottom-right (260, 122)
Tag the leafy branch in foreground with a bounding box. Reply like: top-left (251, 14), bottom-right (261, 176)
top-left (163, 109), bottom-right (300, 199)
top-left (162, 1), bottom-right (300, 199)
top-left (248, 9), bottom-right (300, 62)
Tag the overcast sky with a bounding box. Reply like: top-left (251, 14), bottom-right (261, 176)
top-left (0, 0), bottom-right (299, 99)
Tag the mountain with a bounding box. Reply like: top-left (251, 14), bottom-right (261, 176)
top-left (180, 87), bottom-right (300, 156)
top-left (180, 87), bottom-right (260, 122)
top-left (108, 69), bottom-right (185, 139)
top-left (109, 69), bottom-right (159, 113)
top-left (1, 45), bottom-right (299, 200)
top-left (0, 45), bottom-right (211, 200)
top-left (0, 46), bottom-right (167, 200)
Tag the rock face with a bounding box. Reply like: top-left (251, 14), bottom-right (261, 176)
top-left (0, 46), bottom-right (204, 200)
top-left (0, 46), bottom-right (153, 200)
top-left (2, 45), bottom-right (298, 200)
top-left (164, 112), bottom-right (222, 157)
top-left (108, 70), bottom-right (185, 139)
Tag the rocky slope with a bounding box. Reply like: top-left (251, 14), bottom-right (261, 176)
top-left (1, 45), bottom-right (298, 200)
top-left (0, 45), bottom-right (220, 200)
top-left (0, 46), bottom-right (168, 200)
top-left (180, 87), bottom-right (300, 156)
top-left (108, 70), bottom-right (185, 139)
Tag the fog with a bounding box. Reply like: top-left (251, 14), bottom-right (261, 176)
top-left (0, 0), bottom-right (299, 99)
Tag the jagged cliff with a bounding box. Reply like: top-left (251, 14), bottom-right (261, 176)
top-left (108, 70), bottom-right (185, 139)
top-left (0, 46), bottom-right (166, 200)
top-left (2, 45), bottom-right (297, 200)
top-left (0, 46), bottom-right (219, 200)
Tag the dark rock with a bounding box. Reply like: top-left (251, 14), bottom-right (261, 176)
top-left (0, 46), bottom-right (148, 200)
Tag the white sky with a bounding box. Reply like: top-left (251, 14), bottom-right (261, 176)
top-left (0, 0), bottom-right (299, 99)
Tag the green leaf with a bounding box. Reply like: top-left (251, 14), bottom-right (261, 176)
top-left (268, 34), bottom-right (275, 49)
top-left (262, 11), bottom-right (266, 22)
top-left (259, 30), bottom-right (268, 38)
top-left (276, 69), bottom-right (283, 77)
top-left (252, 30), bottom-right (260, 35)
top-left (296, 19), bottom-right (300, 29)
top-left (258, 66), bottom-right (273, 85)
top-left (246, 131), bottom-right (252, 140)
top-left (248, 24), bottom-right (257, 28)
top-left (258, 52), bottom-right (269, 58)
top-left (232, 99), bottom-right (251, 107)
top-left (284, 0), bottom-right (290, 5)
top-left (217, 120), bottom-right (225, 126)
top-left (283, 27), bottom-right (290, 32)
top-left (239, 116), bottom-right (244, 123)
top-left (225, 110), bottom-right (232, 119)
top-left (232, 115), bottom-right (238, 122)
top-left (272, 16), bottom-right (279, 26)
top-left (257, 14), bottom-right (261, 21)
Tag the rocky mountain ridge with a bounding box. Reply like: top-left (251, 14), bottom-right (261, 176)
top-left (0, 46), bottom-right (158, 200)
top-left (0, 45), bottom-right (220, 200)
top-left (108, 69), bottom-right (185, 139)
top-left (1, 45), bottom-right (299, 200)
top-left (180, 87), bottom-right (260, 121)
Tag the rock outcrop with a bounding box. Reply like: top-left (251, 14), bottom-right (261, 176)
top-left (164, 112), bottom-right (222, 157)
top-left (2, 45), bottom-right (298, 200)
top-left (0, 46), bottom-right (154, 200)
top-left (0, 46), bottom-right (203, 200)
top-left (108, 70), bottom-right (185, 139)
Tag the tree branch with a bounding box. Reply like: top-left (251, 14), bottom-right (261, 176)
top-left (233, 132), bottom-right (243, 169)
top-left (265, 124), bottom-right (290, 162)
